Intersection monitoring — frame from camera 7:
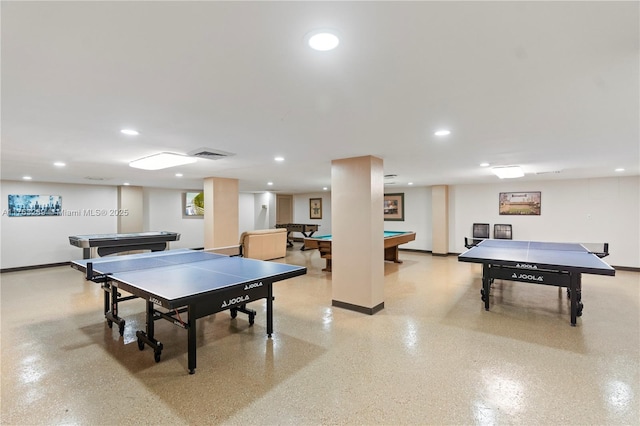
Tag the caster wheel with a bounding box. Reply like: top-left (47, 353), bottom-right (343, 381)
top-left (481, 295), bottom-right (486, 302)
top-left (118, 324), bottom-right (125, 336)
top-left (567, 289), bottom-right (571, 299)
top-left (154, 352), bottom-right (161, 363)
top-left (107, 319), bottom-right (113, 328)
top-left (137, 339), bottom-right (145, 351)
top-left (577, 302), bottom-right (584, 317)
top-left (230, 309), bottom-right (237, 319)
top-left (249, 314), bottom-right (255, 326)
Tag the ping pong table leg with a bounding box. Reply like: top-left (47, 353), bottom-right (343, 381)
top-left (96, 275), bottom-right (125, 336)
top-left (576, 275), bottom-right (583, 317)
top-left (569, 274), bottom-right (578, 326)
top-left (231, 305), bottom-right (256, 325)
top-left (569, 273), bottom-right (584, 326)
top-left (188, 305), bottom-right (196, 374)
top-left (146, 300), bottom-right (155, 340)
top-left (135, 301), bottom-right (163, 363)
top-left (267, 283), bottom-right (273, 337)
top-left (481, 264), bottom-right (491, 310)
top-left (103, 283), bottom-right (110, 320)
top-left (107, 283), bottom-right (126, 336)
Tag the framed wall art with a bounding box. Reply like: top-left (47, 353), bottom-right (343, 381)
top-left (499, 191), bottom-right (541, 215)
top-left (183, 191), bottom-right (204, 218)
top-left (384, 193), bottom-right (404, 221)
top-left (309, 198), bottom-right (322, 219)
top-left (7, 194), bottom-right (62, 217)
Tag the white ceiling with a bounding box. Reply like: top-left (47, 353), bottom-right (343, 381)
top-left (2, 1), bottom-right (638, 193)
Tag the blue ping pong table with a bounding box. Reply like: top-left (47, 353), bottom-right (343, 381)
top-left (458, 240), bottom-right (615, 326)
top-left (71, 249), bottom-right (306, 374)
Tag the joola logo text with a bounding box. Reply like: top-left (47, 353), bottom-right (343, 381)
top-left (221, 295), bottom-right (250, 308)
top-left (245, 282), bottom-right (263, 290)
top-left (149, 297), bottom-right (162, 305)
top-left (515, 263), bottom-right (538, 269)
top-left (512, 273), bottom-right (543, 282)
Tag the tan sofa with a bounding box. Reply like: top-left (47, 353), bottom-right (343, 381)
top-left (239, 228), bottom-right (287, 261)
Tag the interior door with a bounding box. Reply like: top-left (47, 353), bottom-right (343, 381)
top-left (276, 194), bottom-right (293, 224)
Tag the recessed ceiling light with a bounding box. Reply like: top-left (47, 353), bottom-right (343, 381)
top-left (434, 130), bottom-right (451, 136)
top-left (615, 168), bottom-right (625, 172)
top-left (175, 173), bottom-right (183, 177)
top-left (23, 176), bottom-right (32, 180)
top-left (274, 156), bottom-right (284, 162)
top-left (323, 187), bottom-right (328, 191)
top-left (123, 182), bottom-right (130, 186)
top-left (480, 162), bottom-right (490, 167)
top-left (54, 162), bottom-right (66, 167)
top-left (408, 182), bottom-right (413, 185)
top-left (267, 182), bottom-right (274, 186)
top-left (121, 129), bottom-right (139, 136)
top-left (307, 31), bottom-right (340, 51)
top-left (492, 166), bottom-right (524, 179)
top-left (129, 152), bottom-right (197, 170)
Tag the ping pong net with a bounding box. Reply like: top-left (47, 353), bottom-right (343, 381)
top-left (476, 240), bottom-right (610, 258)
top-left (85, 250), bottom-right (226, 279)
top-left (580, 242), bottom-right (609, 258)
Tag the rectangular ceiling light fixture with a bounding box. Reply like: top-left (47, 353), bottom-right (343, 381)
top-left (492, 166), bottom-right (524, 179)
top-left (129, 152), bottom-right (197, 170)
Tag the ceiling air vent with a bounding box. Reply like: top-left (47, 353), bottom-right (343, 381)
top-left (187, 147), bottom-right (235, 160)
top-left (535, 170), bottom-right (562, 175)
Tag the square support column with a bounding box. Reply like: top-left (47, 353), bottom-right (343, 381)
top-left (117, 185), bottom-right (143, 233)
top-left (331, 156), bottom-right (385, 314)
top-left (204, 177), bottom-right (239, 249)
top-left (431, 185), bottom-right (449, 255)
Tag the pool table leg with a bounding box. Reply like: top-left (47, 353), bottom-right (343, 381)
top-left (322, 258), bottom-right (332, 272)
top-left (384, 246), bottom-right (403, 263)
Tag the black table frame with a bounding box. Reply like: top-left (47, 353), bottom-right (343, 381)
top-left (72, 261), bottom-right (306, 374)
top-left (479, 263), bottom-right (584, 325)
top-left (459, 249), bottom-right (615, 326)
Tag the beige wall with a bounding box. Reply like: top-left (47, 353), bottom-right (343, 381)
top-left (331, 156), bottom-right (385, 313)
top-left (204, 177), bottom-right (239, 249)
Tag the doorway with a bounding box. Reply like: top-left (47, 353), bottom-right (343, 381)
top-left (276, 194), bottom-right (293, 224)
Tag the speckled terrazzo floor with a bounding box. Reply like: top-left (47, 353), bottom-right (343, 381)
top-left (1, 248), bottom-right (638, 425)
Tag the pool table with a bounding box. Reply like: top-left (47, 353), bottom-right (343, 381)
top-left (303, 231), bottom-right (416, 269)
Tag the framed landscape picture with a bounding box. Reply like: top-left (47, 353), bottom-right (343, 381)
top-left (499, 191), bottom-right (541, 215)
top-left (183, 191), bottom-right (204, 218)
top-left (384, 193), bottom-right (404, 221)
top-left (310, 198), bottom-right (322, 219)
